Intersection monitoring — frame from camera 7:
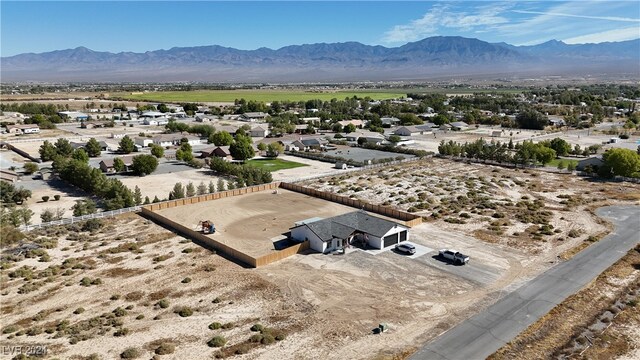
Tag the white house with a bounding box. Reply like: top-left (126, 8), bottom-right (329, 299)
top-left (151, 134), bottom-right (202, 147)
top-left (240, 112), bottom-right (269, 122)
top-left (450, 121), bottom-right (469, 131)
top-left (135, 137), bottom-right (154, 148)
top-left (5, 124), bottom-right (40, 135)
top-left (140, 111), bottom-right (165, 119)
top-left (381, 117), bottom-right (401, 126)
top-left (58, 111), bottom-right (89, 121)
top-left (393, 126), bottom-right (422, 136)
top-left (290, 211), bottom-right (409, 253)
top-left (142, 117), bottom-right (169, 126)
top-left (250, 126), bottom-right (269, 138)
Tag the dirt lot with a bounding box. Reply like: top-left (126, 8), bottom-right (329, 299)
top-left (118, 168), bottom-right (227, 202)
top-left (301, 158), bottom-right (640, 260)
top-left (156, 189), bottom-right (363, 258)
top-left (1, 160), bottom-right (638, 360)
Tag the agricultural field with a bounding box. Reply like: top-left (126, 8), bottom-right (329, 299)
top-left (109, 89), bottom-right (406, 103)
top-left (245, 158), bottom-right (307, 172)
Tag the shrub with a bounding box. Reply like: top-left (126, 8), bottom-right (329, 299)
top-left (136, 314), bottom-right (144, 320)
top-left (250, 324), bottom-right (264, 332)
top-left (2, 325), bottom-right (18, 334)
top-left (212, 297), bottom-right (221, 304)
top-left (181, 277), bottom-right (192, 284)
top-left (156, 299), bottom-right (169, 309)
top-left (113, 307), bottom-right (127, 317)
top-left (74, 307), bottom-right (85, 315)
top-left (222, 322), bottom-right (234, 329)
top-left (182, 248), bottom-right (194, 254)
top-left (54, 195), bottom-right (61, 201)
top-left (120, 347), bottom-right (140, 359)
top-left (42, 196), bottom-right (50, 202)
top-left (249, 334), bottom-right (263, 343)
top-left (207, 336), bottom-right (227, 348)
top-left (275, 333), bottom-right (286, 341)
top-left (113, 327), bottom-right (130, 337)
top-left (155, 343), bottom-right (175, 355)
top-left (261, 334), bottom-right (276, 345)
top-left (175, 306), bottom-right (193, 317)
top-left (111, 294), bottom-right (122, 301)
top-left (208, 322), bottom-right (222, 330)
top-left (81, 219), bottom-right (103, 232)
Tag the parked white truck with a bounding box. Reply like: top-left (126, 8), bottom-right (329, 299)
top-left (439, 249), bottom-right (470, 265)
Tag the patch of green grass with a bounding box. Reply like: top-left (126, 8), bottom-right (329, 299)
top-left (110, 90), bottom-right (405, 103)
top-left (547, 158), bottom-right (579, 168)
top-left (246, 158), bottom-right (308, 172)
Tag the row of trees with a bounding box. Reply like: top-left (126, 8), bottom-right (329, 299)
top-left (209, 157), bottom-right (272, 186)
top-left (40, 138), bottom-right (103, 161)
top-left (438, 138), bottom-right (557, 166)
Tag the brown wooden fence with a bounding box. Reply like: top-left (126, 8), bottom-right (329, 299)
top-left (143, 182), bottom-right (281, 212)
top-left (254, 241), bottom-right (310, 267)
top-left (279, 182), bottom-right (422, 227)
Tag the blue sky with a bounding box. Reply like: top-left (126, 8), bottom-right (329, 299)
top-left (1, 1), bottom-right (639, 56)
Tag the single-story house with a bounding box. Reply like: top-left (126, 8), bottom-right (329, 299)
top-left (300, 138), bottom-right (327, 150)
top-left (81, 121), bottom-right (110, 129)
top-left (250, 126), bottom-right (269, 138)
top-left (0, 169), bottom-right (20, 182)
top-left (549, 117), bottom-right (566, 126)
top-left (381, 117), bottom-right (401, 126)
top-left (99, 156), bottom-right (134, 173)
top-left (293, 124), bottom-right (308, 134)
top-left (290, 211), bottom-right (409, 253)
top-left (5, 124), bottom-right (40, 134)
top-left (576, 156), bottom-right (604, 172)
top-left (143, 117), bottom-right (169, 126)
top-left (240, 112), bottom-right (269, 122)
top-left (285, 140), bottom-right (305, 151)
top-left (393, 126), bottom-right (422, 136)
top-left (450, 121), bottom-right (469, 131)
top-left (71, 140), bottom-right (108, 151)
top-left (134, 137), bottom-right (154, 148)
top-left (58, 111), bottom-right (89, 121)
top-left (140, 111), bottom-right (165, 119)
top-left (302, 117), bottom-right (321, 123)
top-left (195, 115), bottom-right (214, 123)
top-left (151, 134), bottom-right (202, 147)
top-left (211, 146), bottom-right (232, 160)
top-left (344, 131), bottom-right (385, 145)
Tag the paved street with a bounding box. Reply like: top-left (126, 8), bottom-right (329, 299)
top-left (410, 205), bottom-right (640, 360)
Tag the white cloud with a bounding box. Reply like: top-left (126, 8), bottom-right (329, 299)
top-left (512, 10), bottom-right (640, 23)
top-left (564, 26), bottom-right (640, 43)
top-left (381, 4), bottom-right (510, 43)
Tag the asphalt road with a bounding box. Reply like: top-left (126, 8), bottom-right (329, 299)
top-left (410, 205), bottom-right (640, 360)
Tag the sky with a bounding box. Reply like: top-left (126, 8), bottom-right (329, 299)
top-left (1, 1), bottom-right (639, 56)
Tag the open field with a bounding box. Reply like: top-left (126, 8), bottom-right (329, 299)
top-left (245, 158), bottom-right (308, 172)
top-left (155, 189), bottom-right (360, 258)
top-left (109, 90), bottom-right (406, 103)
top-left (301, 158), bottom-right (640, 258)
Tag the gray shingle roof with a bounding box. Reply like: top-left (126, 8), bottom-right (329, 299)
top-left (301, 211), bottom-right (403, 242)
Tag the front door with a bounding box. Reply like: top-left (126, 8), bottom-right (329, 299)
top-left (336, 239), bottom-right (343, 249)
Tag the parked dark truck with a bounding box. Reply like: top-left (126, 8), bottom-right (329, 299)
top-left (438, 249), bottom-right (470, 265)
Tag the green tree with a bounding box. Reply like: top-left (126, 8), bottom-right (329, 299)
top-left (548, 138), bottom-right (572, 157)
top-left (388, 135), bottom-right (401, 143)
top-left (186, 182), bottom-right (196, 197)
top-left (23, 162), bottom-right (39, 175)
top-left (217, 178), bottom-right (226, 192)
top-left (257, 142), bottom-right (267, 152)
top-left (266, 142), bottom-right (284, 158)
top-left (157, 103), bottom-right (170, 113)
top-left (144, 196), bottom-right (151, 205)
top-left (72, 149), bottom-right (89, 163)
top-left (209, 131), bottom-right (234, 146)
top-left (230, 135), bottom-right (255, 161)
top-left (208, 180), bottom-right (216, 193)
top-left (176, 142), bottom-right (193, 162)
top-left (55, 138), bottom-right (74, 157)
top-left (344, 123), bottom-right (356, 133)
top-left (72, 199), bottom-right (96, 216)
top-left (131, 155), bottom-right (158, 176)
top-left (567, 161), bottom-right (577, 172)
top-left (85, 138), bottom-right (102, 157)
top-left (118, 135), bottom-right (135, 154)
top-left (39, 140), bottom-right (58, 161)
top-left (601, 148), bottom-right (640, 178)
top-left (133, 186), bottom-right (143, 205)
top-left (516, 110), bottom-right (549, 130)
top-left (170, 182), bottom-right (185, 199)
top-left (557, 160), bottom-right (566, 170)
top-left (196, 181), bottom-right (207, 195)
top-left (150, 144), bottom-right (164, 158)
top-left (113, 157), bottom-right (126, 173)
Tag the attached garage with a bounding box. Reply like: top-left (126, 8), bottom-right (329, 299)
top-left (383, 234), bottom-right (398, 248)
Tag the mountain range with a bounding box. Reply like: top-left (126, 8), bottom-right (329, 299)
top-left (2, 36), bottom-right (639, 82)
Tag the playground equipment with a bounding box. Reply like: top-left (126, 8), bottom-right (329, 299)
top-left (197, 220), bottom-right (216, 234)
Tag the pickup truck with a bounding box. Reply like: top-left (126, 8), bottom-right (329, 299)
top-left (439, 249), bottom-right (470, 265)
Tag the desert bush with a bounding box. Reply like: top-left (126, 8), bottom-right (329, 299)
top-left (111, 294), bottom-right (121, 301)
top-left (209, 322), bottom-right (222, 330)
top-left (207, 336), bottom-right (227, 348)
top-left (113, 307), bottom-right (127, 317)
top-left (212, 297), bottom-right (221, 304)
top-left (182, 248), bottom-right (194, 253)
top-left (81, 219), bottom-right (103, 232)
top-left (156, 299), bottom-right (169, 309)
top-left (54, 195), bottom-right (61, 201)
top-left (249, 334), bottom-right (263, 343)
top-left (174, 306), bottom-right (193, 317)
top-left (2, 325), bottom-right (18, 334)
top-left (261, 333), bottom-right (276, 345)
top-left (135, 315), bottom-right (144, 320)
top-left (181, 277), bottom-right (191, 284)
top-left (568, 229), bottom-right (582, 238)
top-left (113, 327), bottom-right (130, 337)
top-left (42, 196), bottom-right (50, 202)
top-left (125, 291), bottom-right (144, 301)
top-left (250, 324), bottom-right (264, 332)
top-left (275, 333), bottom-right (286, 341)
top-left (120, 347), bottom-right (140, 359)
top-left (222, 322), bottom-right (234, 329)
top-left (155, 343), bottom-right (175, 355)
top-left (74, 307), bottom-right (85, 315)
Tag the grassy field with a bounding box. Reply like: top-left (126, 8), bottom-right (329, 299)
top-left (246, 158), bottom-right (308, 171)
top-left (110, 90), bottom-right (406, 103)
top-left (547, 158), bottom-right (579, 168)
